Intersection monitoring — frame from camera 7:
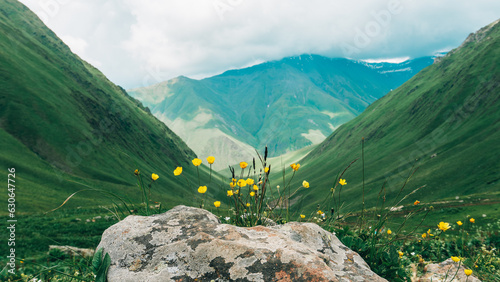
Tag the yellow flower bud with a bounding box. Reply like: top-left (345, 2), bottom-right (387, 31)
top-left (206, 156), bottom-right (215, 164)
top-left (192, 158), bottom-right (202, 166)
top-left (173, 167), bottom-right (182, 176)
top-left (437, 222), bottom-right (451, 231)
top-left (198, 186), bottom-right (207, 194)
top-left (237, 179), bottom-right (247, 187)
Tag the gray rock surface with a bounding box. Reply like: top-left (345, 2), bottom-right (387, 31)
top-left (97, 205), bottom-right (387, 281)
top-left (49, 245), bottom-right (95, 258)
top-left (417, 258), bottom-right (481, 282)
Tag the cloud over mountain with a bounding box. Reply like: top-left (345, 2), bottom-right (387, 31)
top-left (19, 0), bottom-right (500, 89)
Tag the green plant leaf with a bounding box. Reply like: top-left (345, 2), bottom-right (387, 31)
top-left (92, 248), bottom-right (104, 273)
top-left (96, 253), bottom-right (111, 282)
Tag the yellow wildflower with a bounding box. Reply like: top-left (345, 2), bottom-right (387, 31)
top-left (173, 167), bottom-right (182, 176)
top-left (387, 229), bottom-right (392, 235)
top-left (237, 179), bottom-right (247, 187)
top-left (246, 178), bottom-right (255, 185)
top-left (229, 182), bottom-right (236, 188)
top-left (235, 190), bottom-right (239, 194)
top-left (264, 167), bottom-right (269, 173)
top-left (198, 186), bottom-right (207, 194)
top-left (302, 180), bottom-right (310, 188)
top-left (250, 192), bottom-right (255, 197)
top-left (214, 201), bottom-right (221, 208)
top-left (422, 233), bottom-right (427, 238)
top-left (300, 214), bottom-right (305, 219)
top-left (464, 269), bottom-right (472, 276)
top-left (240, 162), bottom-right (248, 169)
top-left (246, 203), bottom-right (250, 207)
top-left (192, 158), bottom-right (202, 166)
top-left (227, 190), bottom-right (233, 196)
top-left (134, 169), bottom-right (139, 175)
top-left (457, 221), bottom-right (463, 226)
top-left (427, 229), bottom-right (434, 236)
top-left (339, 179), bottom-right (347, 186)
top-left (438, 222), bottom-right (451, 232)
top-left (253, 185), bottom-right (259, 191)
top-left (206, 156), bottom-right (215, 164)
top-left (398, 251), bottom-right (404, 258)
top-left (470, 218), bottom-right (475, 223)
top-left (151, 173), bottom-right (159, 181)
top-left (414, 200), bottom-right (420, 205)
top-left (451, 256), bottom-right (460, 263)
top-left (290, 163), bottom-right (300, 171)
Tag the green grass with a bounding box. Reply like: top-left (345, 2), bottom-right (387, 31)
top-left (0, 207), bottom-right (116, 281)
top-left (1, 208), bottom-right (117, 259)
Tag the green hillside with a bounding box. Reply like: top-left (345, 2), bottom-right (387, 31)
top-left (129, 56), bottom-right (432, 170)
top-left (0, 0), bottom-right (217, 214)
top-left (280, 20), bottom-right (500, 218)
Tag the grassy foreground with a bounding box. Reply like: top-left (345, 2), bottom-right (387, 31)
top-left (1, 153), bottom-right (499, 281)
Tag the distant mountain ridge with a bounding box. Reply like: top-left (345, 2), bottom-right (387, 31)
top-left (129, 55), bottom-right (433, 169)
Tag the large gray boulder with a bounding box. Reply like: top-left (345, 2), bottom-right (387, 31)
top-left (97, 205), bottom-right (387, 281)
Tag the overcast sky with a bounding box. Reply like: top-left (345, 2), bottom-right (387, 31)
top-left (18, 0), bottom-right (500, 89)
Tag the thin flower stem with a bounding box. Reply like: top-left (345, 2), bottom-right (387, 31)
top-left (197, 166), bottom-right (200, 186)
top-left (448, 260), bottom-right (462, 282)
top-left (209, 164), bottom-right (212, 183)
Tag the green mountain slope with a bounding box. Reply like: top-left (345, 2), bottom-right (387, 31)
top-left (130, 55), bottom-right (432, 169)
top-left (0, 0), bottom-right (214, 213)
top-left (282, 19), bottom-right (500, 215)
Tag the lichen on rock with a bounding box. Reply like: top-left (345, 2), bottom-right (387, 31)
top-left (97, 205), bottom-right (387, 281)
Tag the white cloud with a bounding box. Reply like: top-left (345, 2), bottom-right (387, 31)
top-left (362, 57), bottom-right (410, 64)
top-left (59, 35), bottom-right (88, 55)
top-left (18, 0), bottom-right (500, 89)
